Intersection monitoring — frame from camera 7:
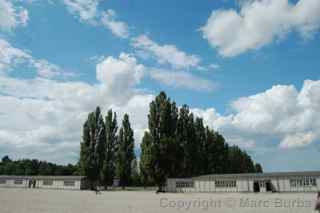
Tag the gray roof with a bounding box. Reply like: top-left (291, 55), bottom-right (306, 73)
top-left (0, 176), bottom-right (85, 180)
top-left (194, 171), bottom-right (320, 180)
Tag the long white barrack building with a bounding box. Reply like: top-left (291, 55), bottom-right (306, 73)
top-left (166, 171), bottom-right (320, 193)
top-left (0, 176), bottom-right (87, 190)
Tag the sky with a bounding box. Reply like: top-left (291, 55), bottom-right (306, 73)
top-left (0, 0), bottom-right (319, 172)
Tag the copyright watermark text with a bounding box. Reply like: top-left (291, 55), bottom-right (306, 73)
top-left (160, 196), bottom-right (313, 210)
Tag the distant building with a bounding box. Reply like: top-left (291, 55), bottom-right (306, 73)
top-left (0, 176), bottom-right (87, 190)
top-left (166, 171), bottom-right (320, 193)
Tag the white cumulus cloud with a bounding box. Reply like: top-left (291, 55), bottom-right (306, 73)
top-left (193, 80), bottom-right (320, 149)
top-left (201, 0), bottom-right (320, 57)
top-left (63, 1), bottom-right (131, 39)
top-left (96, 53), bottom-right (145, 101)
top-left (63, 0), bottom-right (100, 23)
top-left (0, 0), bottom-right (29, 31)
top-left (150, 68), bottom-right (216, 92)
top-left (101, 9), bottom-right (130, 39)
top-left (132, 35), bottom-right (201, 69)
top-left (0, 39), bottom-right (72, 79)
top-left (0, 48), bottom-right (152, 163)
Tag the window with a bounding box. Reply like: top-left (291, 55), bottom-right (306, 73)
top-left (176, 181), bottom-right (194, 188)
top-left (43, 180), bottom-right (53, 186)
top-left (14, 179), bottom-right (23, 185)
top-left (215, 180), bottom-right (236, 188)
top-left (0, 179), bottom-right (6, 184)
top-left (290, 177), bottom-right (317, 187)
top-left (63, 180), bottom-right (75, 186)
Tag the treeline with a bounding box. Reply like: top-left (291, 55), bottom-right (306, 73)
top-left (79, 91), bottom-right (263, 190)
top-left (140, 92), bottom-right (262, 190)
top-left (0, 156), bottom-right (78, 176)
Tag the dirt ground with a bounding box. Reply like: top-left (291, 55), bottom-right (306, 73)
top-left (0, 188), bottom-right (318, 213)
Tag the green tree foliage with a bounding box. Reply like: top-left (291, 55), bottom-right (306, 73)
top-left (177, 105), bottom-right (201, 177)
top-left (79, 106), bottom-right (105, 188)
top-left (204, 129), bottom-right (229, 174)
top-left (147, 92), bottom-right (179, 191)
top-left (139, 132), bottom-right (154, 186)
top-left (255, 163), bottom-right (263, 173)
top-left (227, 145), bottom-right (256, 173)
top-left (101, 109), bottom-right (118, 187)
top-left (194, 118), bottom-right (207, 174)
top-left (0, 156), bottom-right (78, 176)
top-left (115, 114), bottom-right (135, 189)
top-left (2, 156), bottom-right (11, 163)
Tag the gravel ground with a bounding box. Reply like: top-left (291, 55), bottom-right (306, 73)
top-left (0, 188), bottom-right (318, 213)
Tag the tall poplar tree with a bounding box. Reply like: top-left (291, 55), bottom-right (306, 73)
top-left (140, 131), bottom-right (154, 186)
top-left (205, 130), bottom-right (229, 174)
top-left (79, 107), bottom-right (105, 189)
top-left (194, 117), bottom-right (206, 175)
top-left (116, 114), bottom-right (135, 189)
top-left (148, 91), bottom-right (178, 191)
top-left (101, 109), bottom-right (118, 187)
top-left (178, 108), bottom-right (199, 177)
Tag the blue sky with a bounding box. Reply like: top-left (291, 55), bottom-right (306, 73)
top-left (0, 0), bottom-right (319, 172)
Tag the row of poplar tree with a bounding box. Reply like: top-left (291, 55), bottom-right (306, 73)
top-left (79, 91), bottom-right (262, 190)
top-left (79, 108), bottom-right (137, 189)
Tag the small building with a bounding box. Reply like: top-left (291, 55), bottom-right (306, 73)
top-left (166, 171), bottom-right (320, 193)
top-left (0, 176), bottom-right (87, 190)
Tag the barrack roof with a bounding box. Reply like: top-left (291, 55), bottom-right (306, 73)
top-left (194, 171), bottom-right (320, 180)
top-left (0, 176), bottom-right (85, 180)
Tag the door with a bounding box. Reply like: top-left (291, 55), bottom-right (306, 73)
top-left (253, 181), bottom-right (260, 192)
top-left (266, 180), bottom-right (272, 192)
